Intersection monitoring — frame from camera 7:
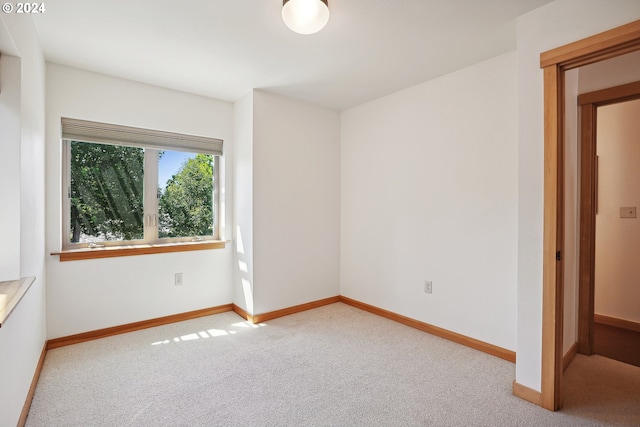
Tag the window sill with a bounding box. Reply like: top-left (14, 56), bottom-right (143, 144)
top-left (0, 277), bottom-right (36, 328)
top-left (52, 240), bottom-right (227, 262)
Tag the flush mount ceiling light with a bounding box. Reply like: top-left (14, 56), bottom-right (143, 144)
top-left (282, 0), bottom-right (330, 35)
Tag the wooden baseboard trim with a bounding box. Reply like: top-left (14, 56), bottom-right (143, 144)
top-left (47, 304), bottom-right (233, 350)
top-left (21, 297), bottom-right (521, 422)
top-left (339, 296), bottom-right (516, 363)
top-left (513, 381), bottom-right (542, 406)
top-left (251, 296), bottom-right (341, 324)
top-left (231, 304), bottom-right (252, 323)
top-left (46, 297), bottom-right (342, 350)
top-left (594, 314), bottom-right (640, 333)
top-left (33, 296), bottom-right (516, 357)
top-left (18, 341), bottom-right (47, 427)
top-left (563, 342), bottom-right (578, 371)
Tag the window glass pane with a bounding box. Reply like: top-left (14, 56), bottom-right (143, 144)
top-left (70, 141), bottom-right (144, 243)
top-left (158, 151), bottom-right (214, 238)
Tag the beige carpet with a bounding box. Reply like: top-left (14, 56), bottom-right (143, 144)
top-left (27, 303), bottom-right (640, 426)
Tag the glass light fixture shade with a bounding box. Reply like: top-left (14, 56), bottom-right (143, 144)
top-left (282, 0), bottom-right (330, 35)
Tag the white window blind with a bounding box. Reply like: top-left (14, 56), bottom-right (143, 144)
top-left (61, 117), bottom-right (223, 156)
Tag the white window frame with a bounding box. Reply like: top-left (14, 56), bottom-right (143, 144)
top-left (60, 118), bottom-right (222, 250)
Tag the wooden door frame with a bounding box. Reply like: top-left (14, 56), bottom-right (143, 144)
top-left (577, 81), bottom-right (640, 355)
top-left (539, 20), bottom-right (640, 411)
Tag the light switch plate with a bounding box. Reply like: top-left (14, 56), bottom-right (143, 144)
top-left (620, 207), bottom-right (637, 218)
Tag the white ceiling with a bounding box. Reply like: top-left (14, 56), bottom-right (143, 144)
top-left (32, 0), bottom-right (553, 111)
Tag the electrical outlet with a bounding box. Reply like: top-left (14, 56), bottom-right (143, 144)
top-left (175, 273), bottom-right (183, 286)
top-left (424, 280), bottom-right (432, 294)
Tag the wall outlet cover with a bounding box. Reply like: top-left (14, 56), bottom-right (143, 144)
top-left (424, 280), bottom-right (432, 294)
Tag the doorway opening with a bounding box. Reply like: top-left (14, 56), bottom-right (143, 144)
top-left (539, 19), bottom-right (640, 411)
top-left (578, 85), bottom-right (640, 367)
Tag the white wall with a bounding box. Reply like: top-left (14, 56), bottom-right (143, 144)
top-left (515, 0), bottom-right (640, 392)
top-left (595, 99), bottom-right (640, 324)
top-left (0, 54), bottom-right (21, 281)
top-left (340, 52), bottom-right (518, 351)
top-left (19, 23), bottom-right (46, 284)
top-left (45, 64), bottom-right (235, 338)
top-left (232, 90), bottom-right (340, 316)
top-left (252, 90), bottom-right (341, 314)
top-left (233, 92), bottom-right (255, 313)
top-left (0, 13), bottom-right (47, 427)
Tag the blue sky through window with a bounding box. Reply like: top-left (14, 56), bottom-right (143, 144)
top-left (158, 150), bottom-right (195, 191)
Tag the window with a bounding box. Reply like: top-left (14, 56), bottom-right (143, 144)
top-left (61, 118), bottom-right (223, 250)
